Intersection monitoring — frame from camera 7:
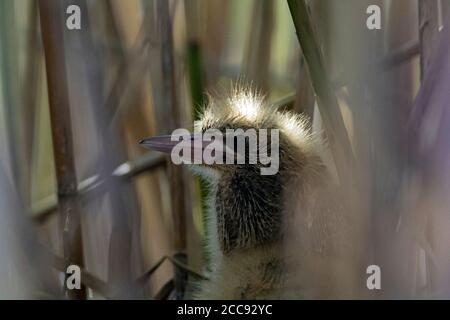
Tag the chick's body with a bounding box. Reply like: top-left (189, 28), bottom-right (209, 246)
top-left (191, 88), bottom-right (358, 299)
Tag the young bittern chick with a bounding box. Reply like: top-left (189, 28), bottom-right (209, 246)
top-left (141, 87), bottom-right (356, 299)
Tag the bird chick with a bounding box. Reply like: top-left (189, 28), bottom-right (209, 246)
top-left (141, 86), bottom-right (357, 299)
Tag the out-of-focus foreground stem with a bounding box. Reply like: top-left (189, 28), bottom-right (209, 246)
top-left (287, 0), bottom-right (354, 180)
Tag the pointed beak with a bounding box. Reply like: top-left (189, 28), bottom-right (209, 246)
top-left (139, 133), bottom-right (208, 163)
top-left (139, 135), bottom-right (182, 154)
top-left (139, 132), bottom-right (237, 165)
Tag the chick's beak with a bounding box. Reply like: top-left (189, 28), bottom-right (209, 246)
top-left (139, 135), bottom-right (182, 154)
top-left (139, 133), bottom-right (208, 163)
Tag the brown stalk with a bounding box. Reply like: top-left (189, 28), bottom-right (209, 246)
top-left (157, 0), bottom-right (190, 299)
top-left (38, 0), bottom-right (86, 299)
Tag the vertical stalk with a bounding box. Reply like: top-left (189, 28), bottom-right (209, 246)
top-left (418, 0), bottom-right (440, 295)
top-left (38, 0), bottom-right (86, 299)
top-left (293, 56), bottom-right (315, 120)
top-left (243, 0), bottom-right (274, 92)
top-left (184, 1), bottom-right (216, 273)
top-left (287, 0), bottom-right (354, 180)
top-left (419, 0), bottom-right (440, 80)
top-left (157, 0), bottom-right (189, 299)
top-left (70, 0), bottom-right (143, 298)
top-left (187, 42), bottom-right (205, 119)
top-left (22, 0), bottom-right (41, 203)
top-left (0, 0), bottom-right (24, 196)
top-left (442, 0), bottom-right (450, 27)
